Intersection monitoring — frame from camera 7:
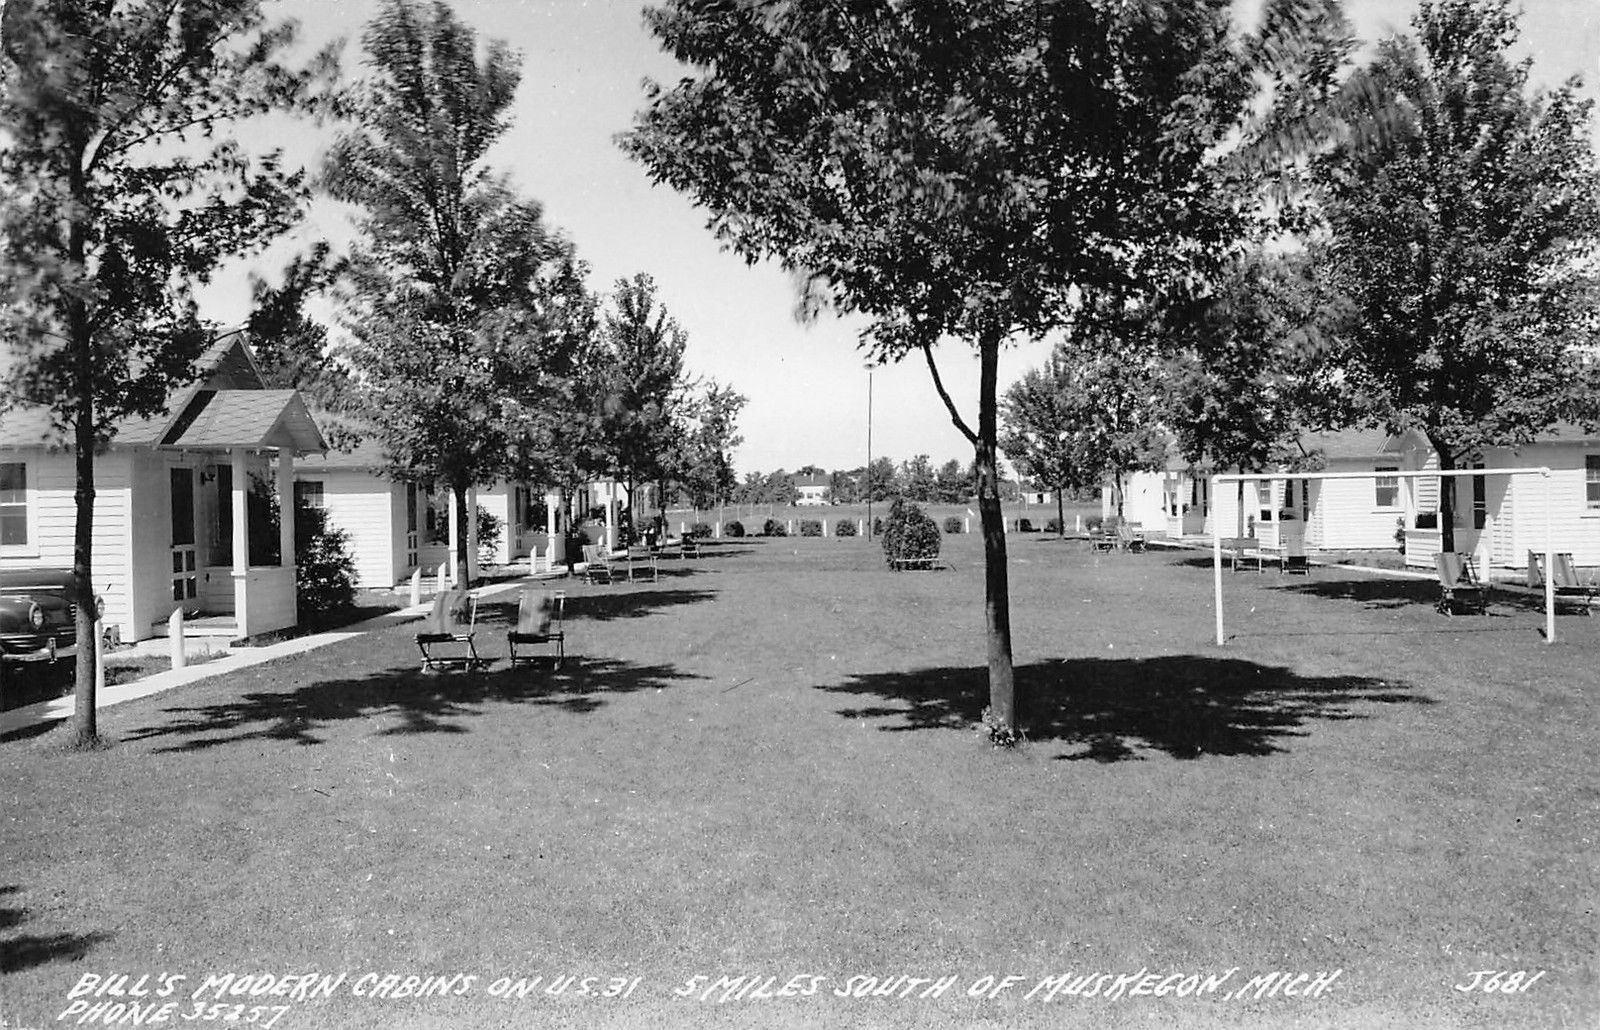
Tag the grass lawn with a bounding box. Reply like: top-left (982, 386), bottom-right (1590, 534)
top-left (1, 534), bottom-right (1594, 1029)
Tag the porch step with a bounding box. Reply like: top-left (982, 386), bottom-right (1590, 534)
top-left (150, 614), bottom-right (238, 639)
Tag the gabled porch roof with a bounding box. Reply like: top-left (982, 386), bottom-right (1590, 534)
top-left (160, 389), bottom-right (326, 453)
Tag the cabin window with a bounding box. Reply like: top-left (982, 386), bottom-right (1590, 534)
top-left (0, 461), bottom-right (30, 549)
top-left (406, 483), bottom-right (419, 533)
top-left (294, 480), bottom-right (325, 510)
top-left (1587, 455), bottom-right (1600, 510)
top-left (1472, 465), bottom-right (1487, 529)
top-left (1374, 467), bottom-right (1399, 509)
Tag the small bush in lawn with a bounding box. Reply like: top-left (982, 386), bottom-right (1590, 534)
top-left (294, 503), bottom-right (357, 624)
top-left (725, 520), bottom-right (745, 538)
top-left (799, 519), bottom-right (823, 537)
top-left (834, 518), bottom-right (858, 537)
top-left (1085, 516), bottom-right (1104, 534)
top-left (872, 516), bottom-right (884, 537)
top-left (762, 517), bottom-right (788, 537)
top-left (1018, 517), bottom-right (1035, 532)
top-left (942, 516), bottom-right (963, 534)
top-left (881, 498), bottom-right (941, 566)
top-left (691, 522), bottom-right (713, 538)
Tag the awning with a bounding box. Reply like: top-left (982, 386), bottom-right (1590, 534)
top-left (160, 389), bottom-right (327, 453)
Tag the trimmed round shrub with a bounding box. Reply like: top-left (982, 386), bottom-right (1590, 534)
top-left (799, 519), bottom-right (823, 537)
top-left (724, 520), bottom-right (745, 538)
top-left (942, 516), bottom-right (963, 534)
top-left (1018, 517), bottom-right (1036, 532)
top-left (762, 517), bottom-right (788, 537)
top-left (294, 504), bottom-right (356, 623)
top-left (834, 518), bottom-right (858, 537)
top-left (881, 498), bottom-right (941, 566)
top-left (691, 522), bottom-right (713, 538)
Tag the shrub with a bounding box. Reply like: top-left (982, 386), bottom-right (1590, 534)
top-left (872, 516), bottom-right (884, 537)
top-left (881, 497), bottom-right (941, 566)
top-left (942, 516), bottom-right (963, 534)
top-left (1018, 517), bottom-right (1035, 533)
top-left (762, 517), bottom-right (787, 537)
top-left (799, 519), bottom-right (823, 537)
top-left (691, 522), bottom-right (713, 538)
top-left (1045, 518), bottom-right (1062, 534)
top-left (1085, 516), bottom-right (1104, 534)
top-left (834, 518), bottom-right (858, 537)
top-left (475, 505), bottom-right (503, 566)
top-left (725, 520), bottom-right (745, 538)
top-left (294, 504), bottom-right (357, 624)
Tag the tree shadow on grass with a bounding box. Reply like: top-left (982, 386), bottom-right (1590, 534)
top-left (121, 656), bottom-right (703, 754)
top-left (0, 885), bottom-right (111, 973)
top-left (1268, 577), bottom-right (1550, 617)
top-left (567, 587), bottom-right (718, 622)
top-left (820, 657), bottom-right (1431, 761)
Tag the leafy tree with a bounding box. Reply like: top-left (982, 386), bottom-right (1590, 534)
top-left (899, 454), bottom-right (937, 503)
top-left (594, 273), bottom-right (692, 519)
top-left (624, 0), bottom-right (1342, 734)
top-left (1001, 357), bottom-right (1082, 537)
top-left (322, 0), bottom-right (577, 586)
top-left (1313, 0), bottom-right (1600, 551)
top-left (677, 380), bottom-right (746, 509)
top-left (863, 456), bottom-right (900, 503)
top-left (934, 459), bottom-right (973, 504)
top-left (828, 468), bottom-right (859, 505)
top-left (0, 0), bottom-right (333, 744)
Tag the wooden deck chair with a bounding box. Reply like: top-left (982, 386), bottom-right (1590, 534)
top-left (1434, 552), bottom-right (1487, 616)
top-left (582, 544), bottom-right (614, 584)
top-left (1281, 531), bottom-right (1310, 575)
top-left (416, 590), bottom-right (486, 671)
top-left (680, 534), bottom-right (701, 559)
top-left (1091, 522), bottom-right (1118, 552)
top-left (1116, 522), bottom-right (1146, 553)
top-left (1551, 553), bottom-right (1597, 615)
top-left (508, 589), bottom-right (565, 666)
top-left (1527, 550), bottom-right (1547, 590)
top-left (626, 546), bottom-right (658, 582)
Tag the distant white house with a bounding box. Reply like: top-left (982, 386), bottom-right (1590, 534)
top-left (793, 473), bottom-right (830, 506)
top-left (0, 330), bottom-right (326, 642)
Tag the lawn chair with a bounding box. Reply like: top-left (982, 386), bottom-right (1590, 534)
top-left (680, 534), bottom-right (701, 559)
top-left (1223, 537), bottom-right (1255, 572)
top-left (1281, 529), bottom-right (1310, 576)
top-left (1551, 553), bottom-right (1597, 615)
top-left (416, 590), bottom-right (486, 671)
top-left (1090, 521), bottom-right (1118, 552)
top-left (508, 589), bottom-right (565, 667)
top-left (1435, 552), bottom-right (1487, 616)
top-left (582, 544), bottom-right (614, 585)
top-left (1116, 522), bottom-right (1146, 553)
top-left (626, 546), bottom-right (658, 583)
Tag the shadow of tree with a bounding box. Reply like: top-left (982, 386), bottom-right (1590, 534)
top-left (569, 588), bottom-right (718, 622)
top-left (819, 657), bottom-right (1431, 761)
top-left (122, 656), bottom-right (703, 754)
top-left (1269, 577), bottom-right (1544, 616)
top-left (0, 885), bottom-right (111, 973)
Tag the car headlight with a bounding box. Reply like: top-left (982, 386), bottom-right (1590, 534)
top-left (28, 603), bottom-right (45, 630)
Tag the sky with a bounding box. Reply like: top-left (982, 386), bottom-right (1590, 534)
top-left (194, 0), bottom-right (1600, 479)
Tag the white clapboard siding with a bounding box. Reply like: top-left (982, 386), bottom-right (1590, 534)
top-left (1497, 444), bottom-right (1600, 567)
top-left (306, 470), bottom-right (399, 590)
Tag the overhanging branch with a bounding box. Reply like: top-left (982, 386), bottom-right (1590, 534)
top-left (921, 342), bottom-right (978, 446)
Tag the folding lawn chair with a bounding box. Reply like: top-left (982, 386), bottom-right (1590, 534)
top-left (1116, 522), bottom-right (1146, 553)
top-left (1551, 553), bottom-right (1597, 615)
top-left (508, 589), bottom-right (565, 667)
top-left (1434, 552), bottom-right (1487, 616)
top-left (680, 534), bottom-right (701, 559)
top-left (416, 590), bottom-right (487, 671)
top-left (582, 544), bottom-right (615, 585)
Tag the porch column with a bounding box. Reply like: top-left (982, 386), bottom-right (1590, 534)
top-left (545, 492), bottom-right (558, 536)
top-left (231, 448), bottom-right (249, 633)
top-left (448, 490), bottom-right (460, 587)
top-left (277, 448), bottom-right (294, 571)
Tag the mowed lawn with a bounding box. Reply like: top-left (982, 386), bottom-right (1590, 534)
top-left (2, 535), bottom-right (1595, 1030)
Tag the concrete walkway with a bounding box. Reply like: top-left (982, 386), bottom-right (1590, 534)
top-left (0, 576), bottom-right (545, 739)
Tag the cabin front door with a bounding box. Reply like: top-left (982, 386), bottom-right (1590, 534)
top-left (170, 467), bottom-right (198, 603)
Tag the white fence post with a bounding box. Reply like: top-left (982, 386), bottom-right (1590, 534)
top-left (168, 609), bottom-right (186, 670)
top-left (436, 562), bottom-right (449, 595)
top-left (409, 569), bottom-right (421, 607)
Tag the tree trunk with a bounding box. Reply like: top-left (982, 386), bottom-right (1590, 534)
top-left (451, 478), bottom-right (471, 588)
top-left (975, 333), bottom-right (1017, 731)
top-left (1055, 483), bottom-right (1066, 539)
top-left (1434, 442), bottom-right (1457, 554)
top-left (68, 159), bottom-right (97, 747)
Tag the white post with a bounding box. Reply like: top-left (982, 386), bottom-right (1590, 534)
top-left (466, 484), bottom-right (480, 582)
top-left (436, 561), bottom-right (449, 595)
top-left (409, 568), bottom-right (421, 608)
top-left (858, 518), bottom-right (864, 536)
top-left (965, 517), bottom-right (971, 534)
top-left (545, 492), bottom-right (558, 536)
top-left (714, 521), bottom-right (722, 539)
top-left (168, 608), bottom-right (186, 670)
top-left (277, 448), bottom-right (294, 574)
top-left (1213, 476), bottom-right (1225, 646)
top-left (1075, 514), bottom-right (1081, 533)
top-left (448, 490), bottom-right (461, 587)
top-left (1544, 471), bottom-right (1555, 645)
top-left (230, 447), bottom-right (249, 637)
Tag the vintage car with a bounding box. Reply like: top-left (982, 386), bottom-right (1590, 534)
top-left (0, 568), bottom-right (98, 674)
